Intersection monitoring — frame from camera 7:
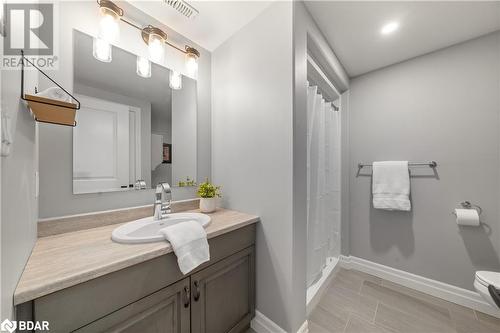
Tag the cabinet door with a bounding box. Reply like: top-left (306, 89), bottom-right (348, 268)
top-left (74, 278), bottom-right (190, 333)
top-left (191, 247), bottom-right (255, 333)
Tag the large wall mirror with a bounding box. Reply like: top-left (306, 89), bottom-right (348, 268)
top-left (72, 30), bottom-right (197, 194)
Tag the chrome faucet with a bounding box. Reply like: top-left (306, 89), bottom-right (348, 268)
top-left (154, 182), bottom-right (172, 220)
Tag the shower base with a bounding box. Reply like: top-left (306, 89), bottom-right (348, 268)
top-left (306, 256), bottom-right (340, 315)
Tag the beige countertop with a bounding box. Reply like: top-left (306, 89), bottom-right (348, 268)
top-left (14, 209), bottom-right (259, 305)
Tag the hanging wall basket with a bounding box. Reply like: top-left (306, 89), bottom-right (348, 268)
top-left (20, 50), bottom-right (80, 127)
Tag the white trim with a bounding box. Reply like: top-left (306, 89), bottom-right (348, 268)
top-left (38, 198), bottom-right (199, 222)
top-left (251, 311), bottom-right (286, 333)
top-left (297, 320), bottom-right (309, 333)
top-left (251, 311), bottom-right (309, 333)
top-left (306, 257), bottom-right (340, 315)
top-left (307, 55), bottom-right (340, 104)
top-left (38, 204), bottom-right (153, 222)
top-left (339, 255), bottom-right (500, 318)
top-left (128, 106), bottom-right (142, 184)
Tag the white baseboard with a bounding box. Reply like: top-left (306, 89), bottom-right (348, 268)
top-left (251, 311), bottom-right (286, 333)
top-left (251, 311), bottom-right (308, 333)
top-left (297, 320), bottom-right (308, 333)
top-left (339, 255), bottom-right (500, 318)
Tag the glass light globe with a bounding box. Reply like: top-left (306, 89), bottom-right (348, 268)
top-left (169, 70), bottom-right (182, 90)
top-left (136, 56), bottom-right (151, 78)
top-left (98, 7), bottom-right (120, 43)
top-left (185, 53), bottom-right (198, 76)
top-left (148, 33), bottom-right (165, 63)
top-left (93, 37), bottom-right (112, 62)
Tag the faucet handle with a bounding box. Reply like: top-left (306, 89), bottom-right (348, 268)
top-left (161, 182), bottom-right (171, 194)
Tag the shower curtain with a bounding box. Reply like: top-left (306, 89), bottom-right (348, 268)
top-left (307, 85), bottom-right (341, 288)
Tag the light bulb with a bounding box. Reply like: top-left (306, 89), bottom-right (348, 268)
top-left (93, 37), bottom-right (112, 62)
top-left (99, 7), bottom-right (120, 43)
top-left (185, 53), bottom-right (198, 76)
top-left (136, 56), bottom-right (151, 78)
top-left (169, 70), bottom-right (182, 90)
top-left (381, 21), bottom-right (399, 35)
top-left (148, 33), bottom-right (165, 63)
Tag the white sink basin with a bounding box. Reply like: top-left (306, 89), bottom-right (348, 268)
top-left (111, 212), bottom-right (211, 244)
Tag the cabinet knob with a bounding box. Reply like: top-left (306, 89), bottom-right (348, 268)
top-left (183, 286), bottom-right (190, 308)
top-left (193, 281), bottom-right (200, 301)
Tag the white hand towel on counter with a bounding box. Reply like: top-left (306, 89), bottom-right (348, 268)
top-left (372, 161), bottom-right (411, 211)
top-left (160, 221), bottom-right (210, 274)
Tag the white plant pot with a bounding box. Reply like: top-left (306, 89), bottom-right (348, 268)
top-left (199, 198), bottom-right (217, 213)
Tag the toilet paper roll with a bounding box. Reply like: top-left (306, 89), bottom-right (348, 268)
top-left (455, 208), bottom-right (480, 226)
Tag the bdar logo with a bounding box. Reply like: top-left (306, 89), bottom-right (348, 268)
top-left (0, 319), bottom-right (17, 333)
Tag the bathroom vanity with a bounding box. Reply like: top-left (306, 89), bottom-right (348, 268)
top-left (18, 9), bottom-right (260, 332)
top-left (15, 208), bottom-right (258, 333)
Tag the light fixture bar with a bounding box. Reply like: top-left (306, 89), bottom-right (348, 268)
top-left (165, 39), bottom-right (189, 54)
top-left (100, 1), bottom-right (199, 58)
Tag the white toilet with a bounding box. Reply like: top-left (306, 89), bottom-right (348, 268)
top-left (474, 271), bottom-right (500, 308)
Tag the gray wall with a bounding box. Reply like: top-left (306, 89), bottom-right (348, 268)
top-left (349, 31), bottom-right (500, 290)
top-left (38, 1), bottom-right (211, 218)
top-left (1, 69), bottom-right (38, 319)
top-left (172, 78), bottom-right (197, 186)
top-left (212, 2), bottom-right (303, 331)
top-left (151, 105), bottom-right (172, 188)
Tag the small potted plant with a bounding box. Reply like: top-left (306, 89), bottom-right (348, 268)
top-left (197, 179), bottom-right (221, 213)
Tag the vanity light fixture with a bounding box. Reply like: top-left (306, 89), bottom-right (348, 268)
top-left (169, 70), bottom-right (182, 90)
top-left (136, 56), bottom-right (151, 78)
top-left (94, 0), bottom-right (201, 80)
top-left (97, 0), bottom-right (123, 43)
top-left (185, 46), bottom-right (199, 76)
top-left (93, 37), bottom-right (112, 62)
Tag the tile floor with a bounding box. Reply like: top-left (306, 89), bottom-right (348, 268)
top-left (308, 268), bottom-right (500, 333)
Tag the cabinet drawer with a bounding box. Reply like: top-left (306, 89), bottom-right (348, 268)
top-left (75, 278), bottom-right (190, 333)
top-left (34, 224), bottom-right (256, 332)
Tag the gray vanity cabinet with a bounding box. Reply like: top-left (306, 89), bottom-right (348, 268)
top-left (191, 247), bottom-right (255, 333)
top-left (23, 224), bottom-right (256, 333)
top-left (75, 278), bottom-right (191, 333)
top-left (75, 247), bottom-right (255, 333)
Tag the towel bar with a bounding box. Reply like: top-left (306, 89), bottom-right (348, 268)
top-left (357, 161), bottom-right (437, 169)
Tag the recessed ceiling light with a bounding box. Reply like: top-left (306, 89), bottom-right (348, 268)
top-left (381, 22), bottom-right (399, 35)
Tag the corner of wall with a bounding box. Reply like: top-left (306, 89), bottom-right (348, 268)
top-left (1, 68), bottom-right (39, 320)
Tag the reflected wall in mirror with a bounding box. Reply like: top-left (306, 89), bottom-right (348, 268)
top-left (72, 30), bottom-right (197, 194)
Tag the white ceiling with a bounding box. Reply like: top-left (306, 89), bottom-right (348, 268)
top-left (128, 1), bottom-right (272, 51)
top-left (304, 1), bottom-right (500, 77)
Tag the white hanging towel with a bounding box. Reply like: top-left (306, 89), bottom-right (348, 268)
top-left (159, 221), bottom-right (210, 274)
top-left (372, 161), bottom-right (411, 211)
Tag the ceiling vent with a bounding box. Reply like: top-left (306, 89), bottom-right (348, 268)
top-left (163, 0), bottom-right (199, 19)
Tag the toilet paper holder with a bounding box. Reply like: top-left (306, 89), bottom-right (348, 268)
top-left (452, 201), bottom-right (482, 216)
